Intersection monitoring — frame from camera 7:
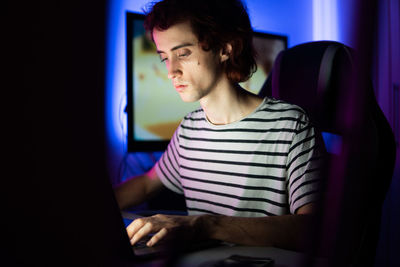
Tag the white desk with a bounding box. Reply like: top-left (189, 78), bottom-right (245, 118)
top-left (174, 245), bottom-right (310, 267)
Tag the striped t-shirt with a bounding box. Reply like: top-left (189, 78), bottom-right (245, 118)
top-left (155, 97), bottom-right (323, 217)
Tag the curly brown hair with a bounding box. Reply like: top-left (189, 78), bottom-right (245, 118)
top-left (144, 0), bottom-right (257, 83)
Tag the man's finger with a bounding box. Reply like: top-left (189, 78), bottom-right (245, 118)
top-left (147, 227), bottom-right (168, 247)
top-left (130, 221), bottom-right (154, 246)
top-left (126, 218), bottom-right (146, 239)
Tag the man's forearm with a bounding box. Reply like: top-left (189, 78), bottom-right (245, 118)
top-left (114, 168), bottom-right (163, 210)
top-left (114, 176), bottom-right (149, 210)
top-left (199, 213), bottom-right (313, 250)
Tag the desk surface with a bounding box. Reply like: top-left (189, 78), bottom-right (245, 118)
top-left (174, 245), bottom-right (309, 267)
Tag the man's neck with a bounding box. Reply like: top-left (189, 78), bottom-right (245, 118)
top-left (199, 83), bottom-right (263, 125)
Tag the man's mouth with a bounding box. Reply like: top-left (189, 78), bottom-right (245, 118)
top-left (174, 84), bottom-right (188, 92)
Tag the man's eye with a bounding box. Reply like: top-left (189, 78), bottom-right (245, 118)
top-left (160, 57), bottom-right (168, 63)
top-left (178, 51), bottom-right (191, 58)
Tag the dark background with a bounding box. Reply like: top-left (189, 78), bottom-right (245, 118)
top-left (3, 0), bottom-right (399, 266)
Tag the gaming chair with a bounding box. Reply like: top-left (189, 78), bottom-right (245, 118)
top-left (259, 41), bottom-right (396, 267)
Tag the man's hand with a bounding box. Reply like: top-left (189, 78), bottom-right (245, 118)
top-left (126, 214), bottom-right (203, 247)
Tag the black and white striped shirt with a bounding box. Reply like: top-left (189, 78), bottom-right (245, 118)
top-left (155, 97), bottom-right (323, 217)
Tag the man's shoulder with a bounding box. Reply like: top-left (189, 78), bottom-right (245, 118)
top-left (260, 97), bottom-right (308, 119)
top-left (182, 107), bottom-right (205, 122)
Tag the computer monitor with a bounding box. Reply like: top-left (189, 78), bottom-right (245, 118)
top-left (126, 12), bottom-right (287, 152)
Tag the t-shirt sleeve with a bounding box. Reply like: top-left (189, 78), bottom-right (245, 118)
top-left (154, 127), bottom-right (184, 194)
top-left (286, 116), bottom-right (324, 214)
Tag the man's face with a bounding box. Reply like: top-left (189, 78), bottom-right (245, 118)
top-left (153, 21), bottom-right (224, 103)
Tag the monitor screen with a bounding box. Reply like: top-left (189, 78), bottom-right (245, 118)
top-left (126, 12), bottom-right (287, 152)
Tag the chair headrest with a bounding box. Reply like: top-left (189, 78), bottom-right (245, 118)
top-left (259, 41), bottom-right (356, 134)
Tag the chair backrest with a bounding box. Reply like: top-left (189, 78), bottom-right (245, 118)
top-left (259, 41), bottom-right (396, 266)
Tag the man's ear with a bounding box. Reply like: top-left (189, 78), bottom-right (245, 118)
top-left (220, 43), bottom-right (232, 63)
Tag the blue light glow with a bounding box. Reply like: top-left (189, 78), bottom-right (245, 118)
top-left (322, 132), bottom-right (343, 155)
top-left (105, 0), bottom-right (151, 181)
top-left (245, 0), bottom-right (314, 47)
top-left (312, 0), bottom-right (338, 41)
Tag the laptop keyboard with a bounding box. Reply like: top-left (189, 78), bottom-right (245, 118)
top-left (132, 234), bottom-right (159, 249)
top-left (133, 236), bottom-right (152, 249)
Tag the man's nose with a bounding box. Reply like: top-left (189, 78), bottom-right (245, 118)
top-left (167, 59), bottom-right (181, 79)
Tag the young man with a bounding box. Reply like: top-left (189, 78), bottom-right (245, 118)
top-left (115, 0), bottom-right (323, 250)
